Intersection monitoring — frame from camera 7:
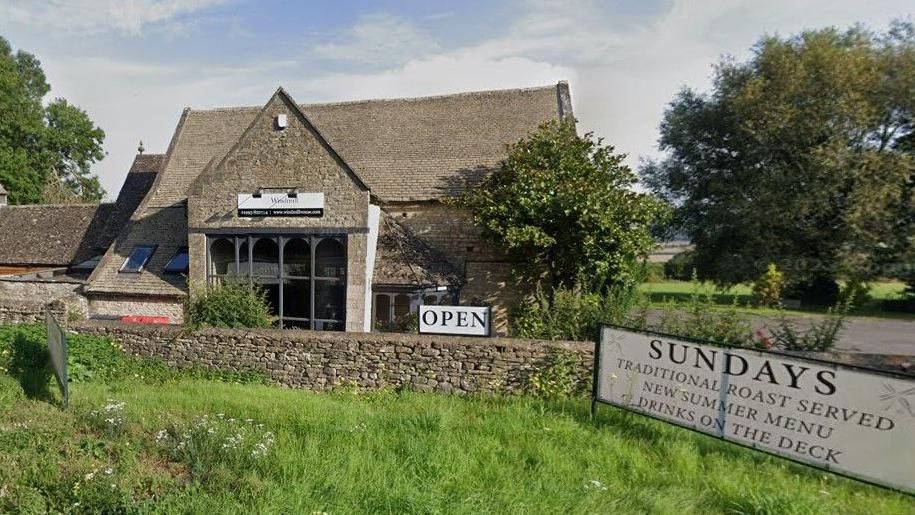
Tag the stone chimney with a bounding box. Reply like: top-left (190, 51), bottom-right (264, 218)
top-left (0, 183), bottom-right (7, 208)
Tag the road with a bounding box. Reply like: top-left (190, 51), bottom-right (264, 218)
top-left (647, 310), bottom-right (915, 356)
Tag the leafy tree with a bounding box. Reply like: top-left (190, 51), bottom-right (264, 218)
top-left (641, 21), bottom-right (915, 303)
top-left (0, 36), bottom-right (105, 204)
top-left (458, 118), bottom-right (668, 294)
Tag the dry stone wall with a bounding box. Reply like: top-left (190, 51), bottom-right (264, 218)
top-left (69, 321), bottom-right (593, 394)
top-left (0, 299), bottom-right (67, 324)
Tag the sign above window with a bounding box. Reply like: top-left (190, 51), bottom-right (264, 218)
top-left (237, 192), bottom-right (324, 217)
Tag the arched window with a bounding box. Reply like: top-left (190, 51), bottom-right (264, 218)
top-left (283, 238), bottom-right (310, 277)
top-left (210, 238), bottom-right (234, 276)
top-left (315, 238), bottom-right (345, 278)
top-left (252, 237), bottom-right (279, 277)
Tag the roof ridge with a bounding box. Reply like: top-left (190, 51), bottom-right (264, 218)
top-left (186, 83), bottom-right (563, 113)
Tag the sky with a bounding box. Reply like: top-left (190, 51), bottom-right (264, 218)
top-left (0, 0), bottom-right (912, 200)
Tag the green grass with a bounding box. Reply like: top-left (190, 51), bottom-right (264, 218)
top-left (1, 325), bottom-right (913, 513)
top-left (639, 280), bottom-right (915, 321)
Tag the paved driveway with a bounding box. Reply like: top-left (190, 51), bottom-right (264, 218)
top-left (647, 310), bottom-right (915, 356)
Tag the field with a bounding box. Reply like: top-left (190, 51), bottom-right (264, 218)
top-left (2, 325), bottom-right (914, 513)
top-left (639, 280), bottom-right (914, 320)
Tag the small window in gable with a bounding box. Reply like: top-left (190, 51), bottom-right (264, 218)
top-left (120, 245), bottom-right (156, 273)
top-left (164, 247), bottom-right (189, 274)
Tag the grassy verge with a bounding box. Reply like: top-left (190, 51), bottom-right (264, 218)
top-left (639, 280), bottom-right (915, 321)
top-left (2, 324), bottom-right (914, 513)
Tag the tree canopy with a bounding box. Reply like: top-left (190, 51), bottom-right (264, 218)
top-left (0, 36), bottom-right (105, 204)
top-left (641, 22), bottom-right (915, 300)
top-left (458, 118), bottom-right (668, 293)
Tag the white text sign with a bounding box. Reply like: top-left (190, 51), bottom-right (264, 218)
top-left (419, 306), bottom-right (491, 337)
top-left (595, 326), bottom-right (915, 493)
top-left (237, 192), bottom-right (324, 217)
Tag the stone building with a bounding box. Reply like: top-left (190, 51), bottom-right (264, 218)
top-left (1, 82), bottom-right (574, 333)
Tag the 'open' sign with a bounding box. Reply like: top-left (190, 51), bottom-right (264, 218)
top-left (418, 306), bottom-right (491, 337)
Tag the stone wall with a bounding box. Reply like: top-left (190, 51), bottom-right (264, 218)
top-left (0, 277), bottom-right (83, 302)
top-left (0, 298), bottom-right (67, 325)
top-left (69, 321), bottom-right (593, 394)
top-left (88, 295), bottom-right (185, 324)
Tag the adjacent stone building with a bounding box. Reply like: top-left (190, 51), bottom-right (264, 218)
top-left (1, 82), bottom-right (574, 333)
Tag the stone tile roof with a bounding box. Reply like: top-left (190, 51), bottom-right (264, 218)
top-left (0, 153), bottom-right (163, 268)
top-left (0, 204), bottom-right (103, 266)
top-left (86, 83), bottom-right (568, 297)
top-left (144, 83), bottom-right (567, 207)
top-left (373, 211), bottom-right (461, 288)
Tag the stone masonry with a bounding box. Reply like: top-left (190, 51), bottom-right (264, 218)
top-left (70, 321), bottom-right (594, 394)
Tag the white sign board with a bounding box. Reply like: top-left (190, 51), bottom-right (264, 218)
top-left (419, 306), bottom-right (491, 337)
top-left (237, 192), bottom-right (324, 217)
top-left (594, 326), bottom-right (915, 493)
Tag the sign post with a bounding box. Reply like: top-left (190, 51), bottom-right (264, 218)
top-left (592, 325), bottom-right (915, 494)
top-left (45, 310), bottom-right (69, 408)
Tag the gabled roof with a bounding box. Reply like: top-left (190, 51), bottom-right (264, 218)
top-left (373, 211), bottom-right (461, 288)
top-left (0, 154), bottom-right (163, 268)
top-left (188, 87), bottom-right (370, 198)
top-left (145, 82), bottom-right (568, 207)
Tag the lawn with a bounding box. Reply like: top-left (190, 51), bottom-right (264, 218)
top-left (639, 280), bottom-right (915, 321)
top-left (2, 325), bottom-right (914, 513)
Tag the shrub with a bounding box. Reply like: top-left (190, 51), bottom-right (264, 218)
top-left (642, 261), bottom-right (666, 283)
top-left (838, 278), bottom-right (870, 310)
top-left (656, 292), bottom-right (754, 347)
top-left (510, 284), bottom-right (647, 341)
top-left (768, 300), bottom-right (850, 352)
top-left (185, 281), bottom-right (273, 329)
top-left (527, 349), bottom-right (584, 400)
top-left (751, 263), bottom-right (784, 307)
top-left (663, 250), bottom-right (696, 281)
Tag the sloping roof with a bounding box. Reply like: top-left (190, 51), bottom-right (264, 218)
top-left (0, 153), bottom-right (163, 269)
top-left (0, 204), bottom-right (103, 266)
top-left (86, 83), bottom-right (568, 297)
top-left (145, 83), bottom-right (567, 207)
top-left (373, 211), bottom-right (461, 287)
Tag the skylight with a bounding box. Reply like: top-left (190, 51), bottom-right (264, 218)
top-left (120, 245), bottom-right (156, 273)
top-left (164, 247), bottom-right (189, 273)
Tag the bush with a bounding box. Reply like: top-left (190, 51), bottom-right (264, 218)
top-left (185, 281), bottom-right (273, 329)
top-left (784, 276), bottom-right (840, 306)
top-left (751, 263), bottom-right (784, 307)
top-left (656, 286), bottom-right (754, 347)
top-left (641, 261), bottom-right (665, 283)
top-left (768, 302), bottom-right (850, 351)
top-left (838, 278), bottom-right (870, 310)
top-left (663, 250), bottom-right (696, 281)
top-left (510, 284), bottom-right (647, 341)
top-left (527, 349), bottom-right (585, 400)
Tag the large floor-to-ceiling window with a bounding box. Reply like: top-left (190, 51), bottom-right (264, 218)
top-left (207, 234), bottom-right (346, 330)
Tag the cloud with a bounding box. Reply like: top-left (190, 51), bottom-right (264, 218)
top-left (312, 13), bottom-right (439, 67)
top-left (0, 0), bottom-right (231, 35)
top-left (19, 0), bottom-right (913, 199)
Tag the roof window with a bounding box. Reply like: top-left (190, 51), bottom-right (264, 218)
top-left (120, 245), bottom-right (156, 273)
top-left (164, 247), bottom-right (189, 274)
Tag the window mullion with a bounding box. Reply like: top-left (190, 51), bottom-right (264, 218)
top-left (310, 235), bottom-right (316, 330)
top-left (278, 235), bottom-right (285, 329)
